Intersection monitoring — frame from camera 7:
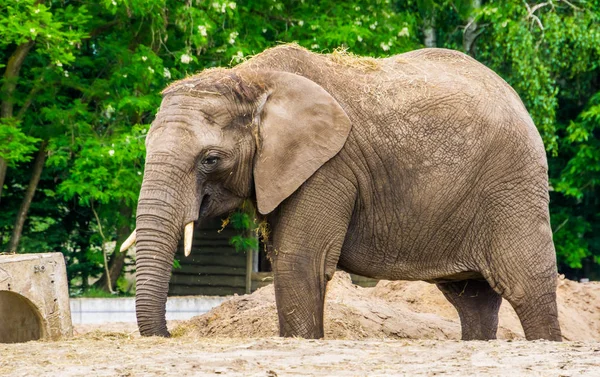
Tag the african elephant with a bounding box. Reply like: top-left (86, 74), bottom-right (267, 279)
top-left (122, 44), bottom-right (562, 341)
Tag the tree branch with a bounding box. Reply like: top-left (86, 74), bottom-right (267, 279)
top-left (91, 201), bottom-right (114, 294)
top-left (16, 73), bottom-right (46, 120)
top-left (463, 0), bottom-right (482, 55)
top-left (524, 1), bottom-right (552, 31)
top-left (558, 0), bottom-right (580, 10)
top-left (1, 40), bottom-right (35, 118)
top-left (0, 40), bottom-right (35, 200)
top-left (5, 140), bottom-right (48, 253)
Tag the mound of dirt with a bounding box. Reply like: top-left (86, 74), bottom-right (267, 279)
top-left (175, 272), bottom-right (600, 341)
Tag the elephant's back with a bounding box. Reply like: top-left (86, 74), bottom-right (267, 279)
top-left (384, 48), bottom-right (538, 135)
top-left (381, 48), bottom-right (529, 119)
top-left (369, 48), bottom-right (547, 170)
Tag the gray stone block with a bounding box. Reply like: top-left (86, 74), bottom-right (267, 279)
top-left (0, 252), bottom-right (72, 343)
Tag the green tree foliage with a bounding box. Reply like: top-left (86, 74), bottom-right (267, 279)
top-left (1, 0), bottom-right (599, 293)
top-left (0, 0), bottom-right (89, 160)
top-left (0, 118), bottom-right (39, 167)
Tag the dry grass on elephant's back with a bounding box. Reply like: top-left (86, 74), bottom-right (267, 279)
top-left (174, 272), bottom-right (600, 341)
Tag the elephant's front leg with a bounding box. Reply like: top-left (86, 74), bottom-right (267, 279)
top-left (270, 174), bottom-right (355, 338)
top-left (273, 251), bottom-right (330, 338)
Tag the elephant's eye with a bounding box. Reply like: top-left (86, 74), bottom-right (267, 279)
top-left (202, 156), bottom-right (220, 166)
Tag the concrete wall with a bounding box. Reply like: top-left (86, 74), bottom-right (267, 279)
top-left (0, 253), bottom-right (72, 343)
top-left (70, 296), bottom-right (228, 324)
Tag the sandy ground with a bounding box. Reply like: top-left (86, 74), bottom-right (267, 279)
top-left (1, 273), bottom-right (599, 376)
top-left (2, 335), bottom-right (600, 376)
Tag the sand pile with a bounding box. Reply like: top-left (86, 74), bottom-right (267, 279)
top-left (175, 272), bottom-right (600, 341)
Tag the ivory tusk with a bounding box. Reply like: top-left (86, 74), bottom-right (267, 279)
top-left (120, 230), bottom-right (136, 252)
top-left (184, 222), bottom-right (194, 257)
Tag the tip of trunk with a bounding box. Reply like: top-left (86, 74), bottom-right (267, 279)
top-left (139, 327), bottom-right (171, 338)
top-left (137, 317), bottom-right (171, 337)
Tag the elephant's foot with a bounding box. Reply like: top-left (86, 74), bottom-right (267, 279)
top-left (279, 317), bottom-right (324, 339)
top-left (273, 267), bottom-right (327, 339)
top-left (510, 291), bottom-right (562, 341)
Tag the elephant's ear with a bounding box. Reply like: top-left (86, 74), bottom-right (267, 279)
top-left (253, 72), bottom-right (351, 215)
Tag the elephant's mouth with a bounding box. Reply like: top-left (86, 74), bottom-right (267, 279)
top-left (199, 193), bottom-right (212, 218)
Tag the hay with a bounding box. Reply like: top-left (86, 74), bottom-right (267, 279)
top-left (328, 47), bottom-right (381, 71)
top-left (256, 218), bottom-right (270, 246)
top-left (78, 330), bottom-right (136, 341)
top-left (242, 43), bottom-right (382, 71)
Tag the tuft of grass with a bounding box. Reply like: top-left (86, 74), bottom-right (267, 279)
top-left (170, 324), bottom-right (190, 338)
top-left (219, 215), bottom-right (231, 233)
top-left (256, 218), bottom-right (270, 245)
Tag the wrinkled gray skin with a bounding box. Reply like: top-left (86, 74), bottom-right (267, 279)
top-left (134, 45), bottom-right (562, 341)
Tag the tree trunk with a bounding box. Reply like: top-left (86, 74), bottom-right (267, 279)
top-left (0, 40), bottom-right (35, 200)
top-left (6, 140), bottom-right (48, 253)
top-left (463, 0), bottom-right (482, 55)
top-left (94, 204), bottom-right (134, 291)
top-left (0, 41), bottom-right (33, 118)
top-left (245, 248), bottom-right (253, 294)
top-left (423, 17), bottom-right (437, 48)
top-left (0, 158), bottom-right (6, 202)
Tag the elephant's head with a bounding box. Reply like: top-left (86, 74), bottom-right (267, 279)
top-left (128, 69), bottom-right (351, 336)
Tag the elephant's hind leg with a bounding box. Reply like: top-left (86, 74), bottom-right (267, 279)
top-left (485, 256), bottom-right (562, 341)
top-left (483, 216), bottom-right (562, 341)
top-left (508, 280), bottom-right (561, 341)
top-left (437, 279), bottom-right (502, 340)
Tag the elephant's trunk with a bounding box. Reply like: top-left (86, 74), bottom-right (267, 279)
top-left (134, 157), bottom-right (196, 337)
top-left (135, 200), bottom-right (181, 336)
top-left (135, 225), bottom-right (178, 337)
